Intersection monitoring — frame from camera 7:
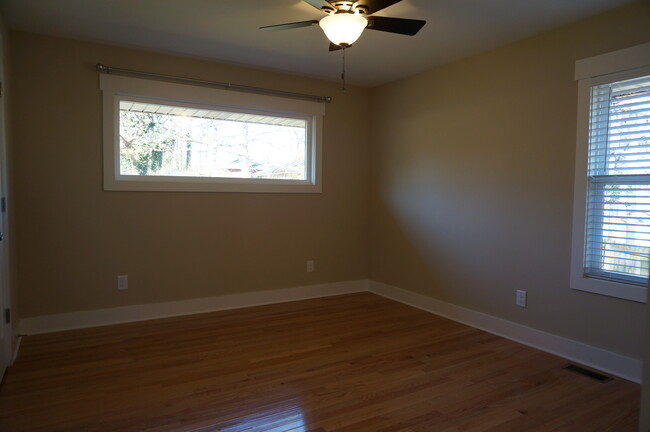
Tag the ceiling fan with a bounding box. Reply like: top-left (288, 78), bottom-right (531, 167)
top-left (260, 0), bottom-right (426, 50)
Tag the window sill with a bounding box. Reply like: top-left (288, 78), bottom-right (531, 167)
top-left (105, 175), bottom-right (322, 193)
top-left (570, 275), bottom-right (647, 303)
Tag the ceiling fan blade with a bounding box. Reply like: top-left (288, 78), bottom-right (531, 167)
top-left (329, 42), bottom-right (343, 51)
top-left (302, 0), bottom-right (335, 12)
top-left (260, 20), bottom-right (319, 32)
top-left (355, 0), bottom-right (402, 15)
top-left (366, 16), bottom-right (426, 36)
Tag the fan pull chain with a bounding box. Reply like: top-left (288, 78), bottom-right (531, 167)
top-left (341, 46), bottom-right (347, 93)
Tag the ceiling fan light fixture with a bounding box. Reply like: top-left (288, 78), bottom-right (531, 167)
top-left (319, 12), bottom-right (368, 46)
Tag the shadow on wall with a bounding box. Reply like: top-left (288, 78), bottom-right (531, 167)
top-left (370, 139), bottom-right (573, 315)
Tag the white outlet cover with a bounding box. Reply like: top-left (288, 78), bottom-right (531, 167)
top-left (516, 289), bottom-right (527, 307)
top-left (117, 275), bottom-right (128, 290)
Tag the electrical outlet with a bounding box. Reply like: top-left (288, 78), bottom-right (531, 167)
top-left (306, 260), bottom-right (314, 273)
top-left (516, 289), bottom-right (527, 308)
top-left (117, 275), bottom-right (128, 290)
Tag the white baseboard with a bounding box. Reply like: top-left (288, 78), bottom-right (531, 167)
top-left (369, 281), bottom-right (642, 384)
top-left (19, 280), bottom-right (368, 335)
top-left (17, 278), bottom-right (641, 384)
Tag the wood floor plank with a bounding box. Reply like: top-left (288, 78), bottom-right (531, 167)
top-left (0, 293), bottom-right (640, 431)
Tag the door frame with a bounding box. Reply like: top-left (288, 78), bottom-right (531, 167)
top-left (0, 27), bottom-right (14, 375)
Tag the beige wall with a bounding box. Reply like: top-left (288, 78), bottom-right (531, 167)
top-left (9, 32), bottom-right (370, 318)
top-left (369, 1), bottom-right (650, 359)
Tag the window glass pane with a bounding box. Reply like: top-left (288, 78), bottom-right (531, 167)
top-left (119, 100), bottom-right (308, 180)
top-left (588, 75), bottom-right (650, 176)
top-left (585, 181), bottom-right (650, 284)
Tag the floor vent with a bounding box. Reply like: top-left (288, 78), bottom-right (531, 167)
top-left (563, 364), bottom-right (613, 383)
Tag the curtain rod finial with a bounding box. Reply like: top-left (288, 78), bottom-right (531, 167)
top-left (96, 64), bottom-right (110, 73)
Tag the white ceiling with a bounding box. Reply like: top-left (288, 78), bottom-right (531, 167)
top-left (0, 0), bottom-right (640, 87)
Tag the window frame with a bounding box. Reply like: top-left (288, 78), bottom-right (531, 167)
top-left (570, 42), bottom-right (650, 303)
top-left (100, 74), bottom-right (324, 193)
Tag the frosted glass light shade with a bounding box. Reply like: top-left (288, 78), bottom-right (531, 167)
top-left (319, 13), bottom-right (368, 46)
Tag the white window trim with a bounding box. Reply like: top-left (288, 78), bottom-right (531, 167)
top-left (570, 42), bottom-right (650, 303)
top-left (100, 74), bottom-right (324, 193)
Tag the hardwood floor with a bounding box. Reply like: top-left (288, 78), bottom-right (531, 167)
top-left (0, 293), bottom-right (640, 431)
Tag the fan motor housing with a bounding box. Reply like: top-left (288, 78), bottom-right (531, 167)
top-left (326, 2), bottom-right (369, 15)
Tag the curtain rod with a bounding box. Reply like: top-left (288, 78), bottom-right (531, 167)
top-left (96, 64), bottom-right (332, 103)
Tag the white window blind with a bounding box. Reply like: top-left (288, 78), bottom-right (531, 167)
top-left (584, 74), bottom-right (650, 286)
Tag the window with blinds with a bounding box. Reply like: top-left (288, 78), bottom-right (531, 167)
top-left (584, 74), bottom-right (650, 286)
